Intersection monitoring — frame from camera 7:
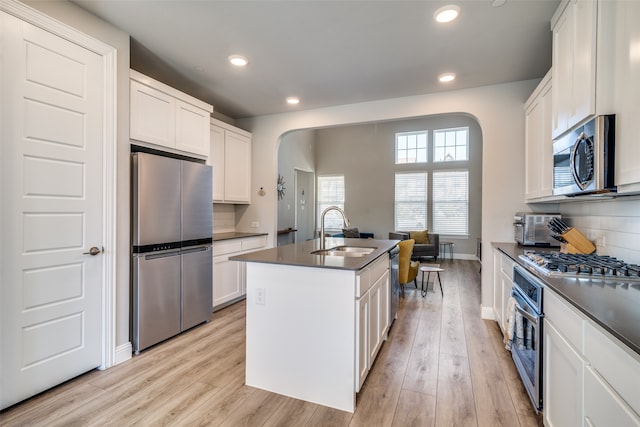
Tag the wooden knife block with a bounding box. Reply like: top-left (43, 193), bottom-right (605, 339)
top-left (560, 228), bottom-right (596, 254)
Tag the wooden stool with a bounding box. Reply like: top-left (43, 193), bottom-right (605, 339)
top-left (420, 266), bottom-right (444, 297)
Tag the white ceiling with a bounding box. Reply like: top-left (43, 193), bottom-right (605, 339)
top-left (71, 0), bottom-right (560, 119)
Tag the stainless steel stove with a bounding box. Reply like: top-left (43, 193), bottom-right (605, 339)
top-left (519, 251), bottom-right (640, 280)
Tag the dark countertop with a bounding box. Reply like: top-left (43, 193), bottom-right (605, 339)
top-left (213, 231), bottom-right (268, 241)
top-left (493, 242), bottom-right (640, 356)
top-left (230, 238), bottom-right (400, 271)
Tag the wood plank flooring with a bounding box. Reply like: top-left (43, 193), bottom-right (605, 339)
top-left (1, 260), bottom-right (542, 426)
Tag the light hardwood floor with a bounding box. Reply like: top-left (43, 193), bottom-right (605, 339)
top-left (1, 260), bottom-right (542, 426)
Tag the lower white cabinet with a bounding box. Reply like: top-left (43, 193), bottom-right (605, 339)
top-left (212, 235), bottom-right (267, 309)
top-left (543, 319), bottom-right (585, 427)
top-left (543, 288), bottom-right (640, 426)
top-left (492, 249), bottom-right (514, 332)
top-left (355, 256), bottom-right (390, 391)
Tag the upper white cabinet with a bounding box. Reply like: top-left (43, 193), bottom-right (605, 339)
top-left (551, 0), bottom-right (596, 138)
top-left (209, 118), bottom-right (252, 204)
top-left (524, 71), bottom-right (553, 201)
top-left (611, 1), bottom-right (640, 192)
top-left (130, 70), bottom-right (213, 158)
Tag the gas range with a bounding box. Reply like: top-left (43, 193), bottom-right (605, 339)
top-left (519, 250), bottom-right (640, 280)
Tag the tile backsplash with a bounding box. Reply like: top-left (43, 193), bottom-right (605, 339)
top-left (213, 204), bottom-right (235, 233)
top-left (559, 196), bottom-right (640, 263)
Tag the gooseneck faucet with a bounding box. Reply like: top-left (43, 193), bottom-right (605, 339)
top-left (320, 206), bottom-right (350, 250)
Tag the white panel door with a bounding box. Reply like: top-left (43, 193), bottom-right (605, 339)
top-left (1, 12), bottom-right (104, 409)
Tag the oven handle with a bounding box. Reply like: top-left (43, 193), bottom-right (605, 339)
top-left (514, 303), bottom-right (540, 324)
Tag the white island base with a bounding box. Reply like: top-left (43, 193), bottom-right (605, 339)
top-left (244, 255), bottom-right (390, 412)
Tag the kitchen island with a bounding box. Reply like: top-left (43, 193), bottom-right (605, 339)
top-left (230, 238), bottom-right (399, 412)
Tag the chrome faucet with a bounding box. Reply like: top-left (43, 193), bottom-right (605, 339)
top-left (320, 206), bottom-right (350, 250)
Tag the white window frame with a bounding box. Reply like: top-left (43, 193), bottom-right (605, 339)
top-left (433, 127), bottom-right (469, 162)
top-left (317, 175), bottom-right (346, 231)
top-left (395, 131), bottom-right (428, 164)
top-left (394, 172), bottom-right (428, 231)
top-left (432, 170), bottom-right (469, 236)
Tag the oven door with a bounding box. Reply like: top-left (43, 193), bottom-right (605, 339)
top-left (510, 286), bottom-right (543, 412)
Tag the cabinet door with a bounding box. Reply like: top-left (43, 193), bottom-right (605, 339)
top-left (492, 249), bottom-right (503, 327)
top-left (571, 0), bottom-right (596, 127)
top-left (210, 125), bottom-right (225, 202)
top-left (356, 295), bottom-right (369, 391)
top-left (544, 320), bottom-right (584, 427)
top-left (584, 366), bottom-right (640, 427)
top-left (212, 255), bottom-right (243, 308)
top-left (224, 131), bottom-right (252, 203)
top-left (379, 270), bottom-right (390, 339)
top-left (175, 100), bottom-right (210, 157)
top-left (552, 6), bottom-right (572, 138)
top-left (368, 279), bottom-right (382, 363)
top-left (525, 96), bottom-right (542, 199)
top-left (613, 1), bottom-right (640, 189)
top-left (539, 79), bottom-right (554, 196)
top-left (130, 80), bottom-right (175, 147)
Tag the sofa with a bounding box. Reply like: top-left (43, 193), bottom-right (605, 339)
top-left (389, 231), bottom-right (439, 262)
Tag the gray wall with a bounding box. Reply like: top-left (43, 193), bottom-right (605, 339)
top-left (311, 114), bottom-right (482, 257)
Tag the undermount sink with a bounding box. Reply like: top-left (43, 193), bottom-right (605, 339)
top-left (311, 246), bottom-right (376, 257)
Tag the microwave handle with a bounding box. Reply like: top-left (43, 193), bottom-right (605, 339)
top-left (569, 132), bottom-right (588, 190)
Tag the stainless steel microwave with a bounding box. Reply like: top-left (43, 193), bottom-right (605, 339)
top-left (552, 115), bottom-right (616, 196)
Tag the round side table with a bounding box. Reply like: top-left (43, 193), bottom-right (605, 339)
top-left (440, 241), bottom-right (454, 260)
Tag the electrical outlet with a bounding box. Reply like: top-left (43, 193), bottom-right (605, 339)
top-left (251, 221), bottom-right (259, 228)
top-left (256, 288), bottom-right (265, 305)
top-left (596, 236), bottom-right (606, 247)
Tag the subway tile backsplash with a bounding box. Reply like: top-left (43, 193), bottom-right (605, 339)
top-left (213, 204), bottom-right (236, 233)
top-left (560, 196), bottom-right (640, 263)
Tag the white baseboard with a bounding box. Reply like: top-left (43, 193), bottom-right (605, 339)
top-left (480, 305), bottom-right (495, 320)
top-left (114, 342), bottom-right (132, 365)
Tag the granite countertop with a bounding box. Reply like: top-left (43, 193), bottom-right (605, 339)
top-left (493, 242), bottom-right (640, 356)
top-left (213, 231), bottom-right (268, 241)
top-left (230, 238), bottom-right (400, 271)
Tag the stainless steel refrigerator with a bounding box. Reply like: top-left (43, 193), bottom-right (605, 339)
top-left (132, 151), bottom-right (213, 353)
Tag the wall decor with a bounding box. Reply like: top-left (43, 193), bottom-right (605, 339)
top-left (277, 174), bottom-right (286, 200)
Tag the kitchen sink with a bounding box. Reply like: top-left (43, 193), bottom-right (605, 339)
top-left (311, 246), bottom-right (376, 257)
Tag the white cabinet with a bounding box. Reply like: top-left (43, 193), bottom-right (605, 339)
top-left (355, 256), bottom-right (390, 392)
top-left (209, 119), bottom-right (252, 204)
top-left (543, 288), bottom-right (640, 426)
top-left (130, 70), bottom-right (212, 157)
top-left (543, 317), bottom-right (585, 427)
top-left (551, 0), bottom-right (597, 138)
top-left (524, 71), bottom-right (554, 201)
top-left (492, 249), bottom-right (514, 333)
top-left (212, 235), bottom-right (267, 309)
top-left (611, 1), bottom-right (640, 192)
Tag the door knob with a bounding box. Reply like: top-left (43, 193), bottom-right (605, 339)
top-left (83, 246), bottom-right (103, 256)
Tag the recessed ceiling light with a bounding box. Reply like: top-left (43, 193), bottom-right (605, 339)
top-left (228, 55), bottom-right (248, 67)
top-left (433, 5), bottom-right (460, 23)
top-left (286, 97), bottom-right (300, 105)
top-left (491, 0), bottom-right (506, 7)
top-left (439, 73), bottom-right (456, 83)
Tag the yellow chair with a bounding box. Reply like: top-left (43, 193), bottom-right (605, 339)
top-left (398, 239), bottom-right (420, 297)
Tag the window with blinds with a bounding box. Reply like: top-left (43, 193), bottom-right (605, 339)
top-left (432, 170), bottom-right (469, 235)
top-left (317, 175), bottom-right (346, 230)
top-left (394, 172), bottom-right (428, 230)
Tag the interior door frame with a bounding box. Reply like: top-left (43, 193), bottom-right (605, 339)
top-left (1, 0), bottom-right (118, 370)
top-left (294, 169), bottom-right (315, 243)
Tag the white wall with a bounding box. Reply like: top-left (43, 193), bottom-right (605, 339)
top-left (238, 79), bottom-right (539, 311)
top-left (25, 0), bottom-right (131, 350)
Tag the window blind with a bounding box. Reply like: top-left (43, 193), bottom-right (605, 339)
top-left (394, 172), bottom-right (428, 230)
top-left (432, 170), bottom-right (468, 235)
top-left (317, 175), bottom-right (345, 230)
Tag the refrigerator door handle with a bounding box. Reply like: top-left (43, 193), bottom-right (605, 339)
top-left (141, 250), bottom-right (181, 260)
top-left (181, 245), bottom-right (212, 254)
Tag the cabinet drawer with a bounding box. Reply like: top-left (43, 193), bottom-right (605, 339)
top-left (584, 366), bottom-right (640, 427)
top-left (500, 253), bottom-right (515, 279)
top-left (585, 322), bottom-right (640, 415)
top-left (356, 269), bottom-right (371, 298)
top-left (241, 236), bottom-right (267, 251)
top-left (213, 240), bottom-right (242, 256)
top-left (545, 289), bottom-right (584, 352)
top-left (368, 255), bottom-right (389, 283)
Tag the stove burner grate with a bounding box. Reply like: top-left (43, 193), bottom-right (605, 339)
top-left (520, 251), bottom-right (640, 279)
